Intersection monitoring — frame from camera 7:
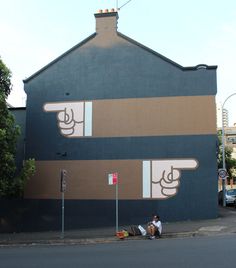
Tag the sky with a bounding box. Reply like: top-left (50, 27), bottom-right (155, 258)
top-left (1, 0), bottom-right (236, 125)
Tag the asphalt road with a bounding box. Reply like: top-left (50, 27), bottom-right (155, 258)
top-left (0, 234), bottom-right (236, 268)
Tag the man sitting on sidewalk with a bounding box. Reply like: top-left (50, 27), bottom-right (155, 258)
top-left (147, 215), bottom-right (162, 240)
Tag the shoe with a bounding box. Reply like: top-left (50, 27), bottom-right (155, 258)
top-left (149, 236), bottom-right (155, 240)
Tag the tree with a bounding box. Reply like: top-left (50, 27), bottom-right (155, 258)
top-left (217, 130), bottom-right (236, 180)
top-left (0, 58), bottom-right (12, 97)
top-left (0, 57), bottom-right (35, 197)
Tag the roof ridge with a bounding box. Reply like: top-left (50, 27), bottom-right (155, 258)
top-left (23, 33), bottom-right (97, 83)
top-left (117, 32), bottom-right (217, 71)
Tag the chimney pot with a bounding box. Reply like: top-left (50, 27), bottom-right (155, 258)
top-left (104, 9), bottom-right (109, 13)
top-left (98, 9), bottom-right (103, 13)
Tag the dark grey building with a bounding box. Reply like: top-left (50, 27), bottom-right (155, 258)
top-left (21, 10), bottom-right (217, 231)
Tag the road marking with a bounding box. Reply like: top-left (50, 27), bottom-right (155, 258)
top-left (198, 226), bottom-right (227, 232)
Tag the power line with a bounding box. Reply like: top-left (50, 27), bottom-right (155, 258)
top-left (117, 0), bottom-right (132, 11)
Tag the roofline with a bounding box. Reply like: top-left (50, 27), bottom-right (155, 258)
top-left (24, 30), bottom-right (217, 84)
top-left (117, 32), bottom-right (217, 71)
top-left (23, 33), bottom-right (97, 83)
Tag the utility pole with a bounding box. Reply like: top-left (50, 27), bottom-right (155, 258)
top-left (221, 93), bottom-right (236, 206)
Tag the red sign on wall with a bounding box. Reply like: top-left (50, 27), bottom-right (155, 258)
top-left (108, 172), bottom-right (118, 185)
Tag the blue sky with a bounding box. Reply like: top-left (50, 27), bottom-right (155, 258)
top-left (1, 0), bottom-right (236, 125)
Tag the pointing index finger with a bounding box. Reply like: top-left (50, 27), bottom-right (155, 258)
top-left (43, 102), bottom-right (68, 112)
top-left (156, 159), bottom-right (198, 170)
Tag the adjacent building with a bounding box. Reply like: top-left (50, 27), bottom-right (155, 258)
top-left (216, 103), bottom-right (229, 128)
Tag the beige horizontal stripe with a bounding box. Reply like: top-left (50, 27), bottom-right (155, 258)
top-left (93, 96), bottom-right (216, 137)
top-left (24, 160), bottom-right (142, 200)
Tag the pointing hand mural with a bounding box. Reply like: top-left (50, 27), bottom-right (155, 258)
top-left (43, 102), bottom-right (92, 137)
top-left (143, 159), bottom-right (198, 199)
top-left (43, 102), bottom-right (198, 201)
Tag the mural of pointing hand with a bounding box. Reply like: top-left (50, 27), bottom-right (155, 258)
top-left (143, 159), bottom-right (198, 199)
top-left (43, 101), bottom-right (92, 137)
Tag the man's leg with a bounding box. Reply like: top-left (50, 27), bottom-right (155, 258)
top-left (147, 225), bottom-right (152, 235)
top-left (155, 228), bottom-right (161, 238)
top-left (147, 225), bottom-right (156, 239)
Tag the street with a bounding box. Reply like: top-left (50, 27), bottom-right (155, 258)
top-left (0, 234), bottom-right (235, 268)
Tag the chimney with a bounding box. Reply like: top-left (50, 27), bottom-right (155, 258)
top-left (94, 9), bottom-right (119, 34)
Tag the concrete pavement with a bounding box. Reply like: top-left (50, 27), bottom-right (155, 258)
top-left (1, 206), bottom-right (236, 247)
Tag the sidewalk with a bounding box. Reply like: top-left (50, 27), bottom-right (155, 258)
top-left (1, 206), bottom-right (236, 246)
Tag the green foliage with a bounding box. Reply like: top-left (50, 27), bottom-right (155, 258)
top-left (0, 57), bottom-right (35, 197)
top-left (0, 57), bottom-right (12, 97)
top-left (11, 159), bottom-right (36, 197)
top-left (217, 131), bottom-right (236, 178)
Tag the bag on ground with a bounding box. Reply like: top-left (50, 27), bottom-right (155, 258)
top-left (138, 225), bottom-right (147, 236)
top-left (116, 230), bottom-right (129, 239)
top-left (128, 225), bottom-right (142, 236)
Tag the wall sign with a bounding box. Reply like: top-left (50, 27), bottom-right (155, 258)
top-left (142, 159), bottom-right (198, 199)
top-left (43, 101), bottom-right (92, 137)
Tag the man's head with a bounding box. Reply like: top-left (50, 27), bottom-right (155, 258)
top-left (153, 215), bottom-right (160, 221)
